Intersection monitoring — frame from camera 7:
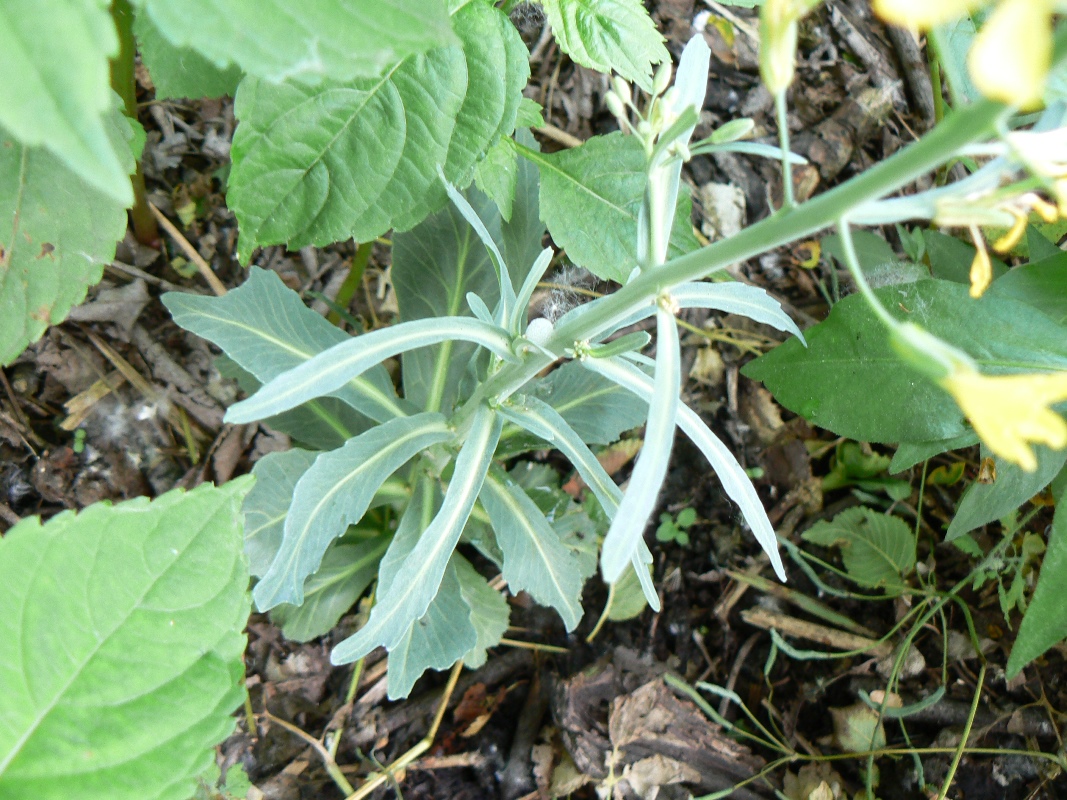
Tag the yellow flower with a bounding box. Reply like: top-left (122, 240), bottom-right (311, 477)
top-left (759, 0), bottom-right (822, 94)
top-left (969, 0), bottom-right (1054, 110)
top-left (873, 0), bottom-right (1055, 110)
top-left (940, 368), bottom-right (1067, 472)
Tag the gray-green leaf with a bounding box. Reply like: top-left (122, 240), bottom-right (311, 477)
top-left (244, 447), bottom-right (318, 577)
top-left (0, 480), bottom-right (253, 800)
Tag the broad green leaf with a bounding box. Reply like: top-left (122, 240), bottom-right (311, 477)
top-left (226, 317), bottom-right (515, 424)
top-left (922, 229), bottom-right (1006, 284)
top-left (479, 466), bottom-right (585, 630)
top-left (929, 17), bottom-right (981, 107)
top-left (134, 0), bottom-right (456, 84)
top-left (243, 447), bottom-right (318, 576)
top-left (946, 446), bottom-right (1067, 541)
top-left (134, 12), bottom-right (242, 99)
top-left (454, 554), bottom-right (509, 669)
top-left (394, 186), bottom-right (500, 412)
top-left (254, 413), bottom-right (452, 609)
top-left (501, 129), bottom-right (549, 293)
top-left (271, 536), bottom-right (389, 643)
top-left (0, 480), bottom-right (252, 800)
top-left (743, 279), bottom-right (1067, 443)
top-left (888, 431), bottom-right (980, 474)
top-left (803, 507), bottom-right (916, 594)
top-left (525, 132), bottom-right (698, 283)
top-left (0, 1), bottom-right (132, 204)
top-left (987, 251), bottom-right (1067, 326)
top-left (1007, 485), bottom-right (1067, 677)
top-left (228, 1), bottom-right (527, 261)
top-left (541, 0), bottom-right (668, 92)
top-left (475, 136), bottom-right (519, 221)
top-left (1025, 225), bottom-right (1061, 263)
top-left (216, 356), bottom-right (369, 450)
top-left (0, 104), bottom-right (133, 365)
top-left (822, 230), bottom-right (897, 274)
top-left (163, 268), bottom-right (406, 426)
top-left (332, 405), bottom-right (501, 663)
top-left (600, 311), bottom-right (680, 582)
top-left (532, 360), bottom-right (648, 444)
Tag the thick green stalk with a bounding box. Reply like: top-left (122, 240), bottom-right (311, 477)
top-left (470, 94), bottom-right (1007, 412)
top-left (110, 0), bottom-right (158, 245)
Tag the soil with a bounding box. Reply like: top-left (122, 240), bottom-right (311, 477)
top-left (2, 2), bottom-right (1065, 800)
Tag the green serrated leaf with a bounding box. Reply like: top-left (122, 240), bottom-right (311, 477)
top-left (228, 1), bottom-right (527, 261)
top-left (133, 0), bottom-right (457, 84)
top-left (243, 447), bottom-right (319, 577)
top-left (501, 129), bottom-right (548, 294)
top-left (803, 507), bottom-right (916, 594)
top-left (527, 132), bottom-right (698, 282)
top-left (272, 537), bottom-right (388, 643)
top-left (163, 268), bottom-right (407, 426)
top-left (134, 12), bottom-right (242, 99)
top-left (946, 445), bottom-right (1067, 541)
top-left (394, 187), bottom-right (501, 412)
top-left (743, 279), bottom-right (1067, 443)
top-left (1007, 485), bottom-right (1067, 677)
top-left (480, 465), bottom-right (585, 630)
top-left (475, 136), bottom-right (519, 222)
top-left (255, 413), bottom-right (452, 609)
top-left (541, 0), bottom-right (668, 92)
top-left (0, 480), bottom-right (253, 800)
top-left (0, 101), bottom-right (134, 365)
top-left (0, 1), bottom-right (132, 204)
top-left (515, 97), bottom-right (545, 128)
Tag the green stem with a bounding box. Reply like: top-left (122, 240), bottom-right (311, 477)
top-left (110, 0), bottom-right (158, 245)
top-left (329, 242), bottom-right (373, 327)
top-left (834, 219), bottom-right (897, 328)
top-left (775, 90), bottom-right (795, 209)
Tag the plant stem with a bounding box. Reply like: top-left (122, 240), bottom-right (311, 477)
top-left (109, 0), bottom-right (158, 245)
top-left (775, 90), bottom-right (795, 209)
top-left (329, 242), bottom-right (373, 327)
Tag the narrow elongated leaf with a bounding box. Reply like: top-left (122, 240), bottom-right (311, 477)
top-left (525, 132), bottom-right (698, 283)
top-left (386, 559), bottom-right (477, 699)
top-left (163, 268), bottom-right (406, 425)
top-left (134, 12), bottom-right (242, 99)
top-left (243, 447), bottom-right (318, 576)
top-left (332, 405), bottom-right (501, 663)
top-left (226, 317), bottom-right (515, 423)
top-left (1, 103), bottom-right (133, 365)
top-left (599, 310), bottom-right (680, 582)
top-left (0, 1), bottom-right (131, 204)
top-left (134, 0), bottom-right (456, 83)
top-left (454, 555), bottom-right (509, 669)
top-left (541, 0), bottom-right (668, 92)
top-left (803, 507), bottom-right (916, 594)
top-left (271, 536), bottom-right (388, 643)
top-left (498, 396), bottom-right (623, 515)
top-left (743, 280), bottom-right (1067, 443)
top-left (0, 480), bottom-right (252, 800)
top-left (1007, 485), bottom-right (1067, 677)
top-left (946, 446), bottom-right (1067, 541)
top-left (228, 1), bottom-right (527, 260)
top-left (583, 355), bottom-right (787, 580)
top-left (393, 187), bottom-right (500, 412)
top-left (479, 466), bottom-right (585, 630)
top-left (255, 413), bottom-right (452, 609)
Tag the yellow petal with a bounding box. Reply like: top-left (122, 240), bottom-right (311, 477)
top-left (968, 0), bottom-right (1053, 110)
top-left (940, 369), bottom-right (1067, 472)
top-left (760, 0), bottom-right (799, 94)
top-left (992, 212), bottom-right (1027, 253)
top-left (968, 226), bottom-right (993, 298)
top-left (872, 0), bottom-right (984, 29)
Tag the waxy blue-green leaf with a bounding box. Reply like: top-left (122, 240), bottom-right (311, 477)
top-left (599, 310), bottom-right (680, 582)
top-left (479, 466), bottom-right (585, 630)
top-left (134, 12), bottom-right (242, 99)
top-left (226, 317), bottom-right (516, 424)
top-left (523, 132), bottom-right (699, 283)
top-left (946, 446), bottom-right (1067, 541)
top-left (541, 0), bottom-right (668, 92)
top-left (228, 1), bottom-right (528, 261)
top-left (743, 280), bottom-right (1067, 443)
top-left (394, 187), bottom-right (501, 412)
top-left (332, 405), bottom-right (501, 663)
top-left (271, 537), bottom-right (389, 643)
top-left (163, 268), bottom-right (406, 427)
top-left (254, 413), bottom-right (452, 610)
top-left (0, 1), bottom-right (132, 204)
top-left (532, 360), bottom-right (647, 445)
top-left (0, 101), bottom-right (134, 365)
top-left (134, 0), bottom-right (456, 84)
top-left (583, 355), bottom-right (786, 580)
top-left (1008, 485), bottom-right (1067, 677)
top-left (0, 480), bottom-right (252, 800)
top-left (243, 447), bottom-right (318, 577)
top-left (455, 555), bottom-right (509, 669)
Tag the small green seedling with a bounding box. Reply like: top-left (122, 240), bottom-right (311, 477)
top-left (656, 507), bottom-right (697, 546)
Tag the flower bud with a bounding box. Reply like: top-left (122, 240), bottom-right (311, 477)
top-left (605, 90), bottom-right (627, 123)
top-left (652, 61), bottom-right (672, 97)
top-left (759, 0), bottom-right (799, 94)
top-left (611, 76), bottom-right (632, 107)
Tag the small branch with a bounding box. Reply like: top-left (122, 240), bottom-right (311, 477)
top-left (148, 202), bottom-right (228, 297)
